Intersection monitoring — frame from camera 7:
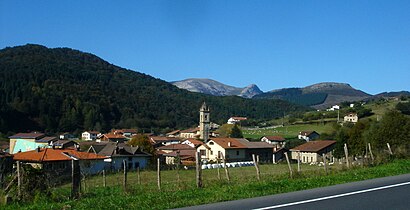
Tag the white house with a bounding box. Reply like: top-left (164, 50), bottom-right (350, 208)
top-left (197, 138), bottom-right (274, 162)
top-left (298, 131), bottom-right (320, 142)
top-left (327, 105), bottom-right (340, 111)
top-left (81, 131), bottom-right (101, 141)
top-left (344, 113), bottom-right (358, 123)
top-left (290, 140), bottom-right (336, 163)
top-left (227, 117), bottom-right (247, 125)
top-left (260, 136), bottom-right (286, 149)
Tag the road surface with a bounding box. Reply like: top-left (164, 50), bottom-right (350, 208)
top-left (176, 173), bottom-right (410, 210)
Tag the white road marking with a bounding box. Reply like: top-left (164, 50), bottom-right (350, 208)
top-left (254, 181), bottom-right (410, 210)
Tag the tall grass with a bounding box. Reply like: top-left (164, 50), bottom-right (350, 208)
top-left (2, 159), bottom-right (410, 209)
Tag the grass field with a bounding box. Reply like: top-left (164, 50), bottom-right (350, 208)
top-left (243, 122), bottom-right (336, 139)
top-left (3, 159), bottom-right (410, 209)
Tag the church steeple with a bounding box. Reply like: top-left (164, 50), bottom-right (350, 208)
top-left (199, 102), bottom-right (210, 142)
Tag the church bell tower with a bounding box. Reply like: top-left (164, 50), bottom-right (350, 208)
top-left (199, 102), bottom-right (210, 142)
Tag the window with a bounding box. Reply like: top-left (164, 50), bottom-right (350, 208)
top-left (236, 150), bottom-right (240, 156)
top-left (209, 142), bottom-right (214, 145)
top-left (200, 149), bottom-right (206, 156)
top-left (210, 150), bottom-right (213, 155)
top-left (218, 151), bottom-right (222, 159)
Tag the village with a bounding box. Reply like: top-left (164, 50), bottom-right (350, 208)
top-left (0, 102), bottom-right (353, 182)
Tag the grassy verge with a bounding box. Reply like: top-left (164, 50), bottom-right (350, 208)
top-left (2, 159), bottom-right (410, 209)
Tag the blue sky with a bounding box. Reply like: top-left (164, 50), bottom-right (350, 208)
top-left (1, 1), bottom-right (409, 94)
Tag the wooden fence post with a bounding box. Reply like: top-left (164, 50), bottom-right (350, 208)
top-left (17, 161), bottom-right (21, 199)
top-left (216, 158), bottom-right (221, 180)
top-left (322, 154), bottom-right (328, 174)
top-left (297, 151), bottom-right (301, 172)
top-left (368, 143), bottom-right (374, 162)
top-left (221, 154), bottom-right (230, 181)
top-left (137, 166), bottom-right (141, 185)
top-left (344, 144), bottom-right (350, 168)
top-left (176, 151), bottom-right (181, 186)
top-left (196, 151), bottom-right (203, 188)
top-left (157, 158), bottom-right (161, 191)
top-left (252, 154), bottom-right (260, 181)
top-left (102, 169), bottom-right (106, 187)
top-left (284, 152), bottom-right (293, 178)
top-left (123, 160), bottom-right (127, 191)
top-left (387, 143), bottom-right (393, 155)
top-left (71, 160), bottom-right (80, 199)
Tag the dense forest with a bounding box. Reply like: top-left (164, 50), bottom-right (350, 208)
top-left (253, 88), bottom-right (328, 106)
top-left (0, 44), bottom-right (309, 134)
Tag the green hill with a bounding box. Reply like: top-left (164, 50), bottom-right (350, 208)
top-left (0, 44), bottom-right (309, 134)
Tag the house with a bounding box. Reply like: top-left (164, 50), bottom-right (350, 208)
top-left (49, 140), bottom-right (79, 149)
top-left (157, 144), bottom-right (197, 165)
top-left (197, 138), bottom-right (274, 162)
top-left (344, 113), bottom-right (358, 123)
top-left (290, 140), bottom-right (336, 163)
top-left (298, 131), bottom-right (320, 142)
top-left (149, 136), bottom-right (180, 147)
top-left (99, 133), bottom-right (128, 143)
top-left (81, 131), bottom-right (101, 141)
top-left (166, 130), bottom-right (181, 138)
top-left (88, 142), bottom-right (151, 171)
top-left (327, 105), bottom-right (340, 111)
top-left (9, 132), bottom-right (48, 154)
top-left (260, 136), bottom-right (286, 149)
top-left (0, 141), bottom-right (9, 153)
top-left (112, 129), bottom-right (138, 138)
top-left (13, 148), bottom-right (107, 176)
top-left (59, 133), bottom-right (76, 140)
top-left (272, 148), bottom-right (287, 164)
top-left (0, 151), bottom-right (13, 185)
top-left (181, 138), bottom-right (205, 148)
top-left (227, 117), bottom-right (247, 125)
top-left (179, 127), bottom-right (200, 139)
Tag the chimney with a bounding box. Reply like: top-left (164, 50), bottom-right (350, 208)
top-left (228, 142), bottom-right (231, 147)
top-left (37, 147), bottom-right (41, 152)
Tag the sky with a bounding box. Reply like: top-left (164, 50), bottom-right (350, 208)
top-left (1, 1), bottom-right (410, 94)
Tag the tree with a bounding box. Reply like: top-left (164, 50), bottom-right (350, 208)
top-left (216, 124), bottom-right (234, 138)
top-left (334, 127), bottom-right (350, 158)
top-left (347, 121), bottom-right (368, 156)
top-left (127, 134), bottom-right (156, 155)
top-left (230, 124), bottom-right (243, 138)
top-left (396, 102), bottom-right (410, 115)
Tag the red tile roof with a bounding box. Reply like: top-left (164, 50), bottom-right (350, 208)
top-left (166, 130), bottom-right (181, 136)
top-left (13, 148), bottom-right (107, 162)
top-left (263, 136), bottom-right (285, 141)
top-left (209, 138), bottom-right (248, 149)
top-left (291, 140), bottom-right (336, 152)
top-left (103, 133), bottom-right (127, 139)
top-left (180, 127), bottom-right (200, 133)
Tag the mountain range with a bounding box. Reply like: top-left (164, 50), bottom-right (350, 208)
top-left (172, 79), bottom-right (408, 108)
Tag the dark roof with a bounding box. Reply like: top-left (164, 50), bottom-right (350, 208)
top-left (36, 136), bottom-right (58, 143)
top-left (262, 136), bottom-right (285, 141)
top-left (91, 142), bottom-right (151, 157)
top-left (291, 140), bottom-right (336, 152)
top-left (51, 140), bottom-right (79, 147)
top-left (85, 131), bottom-right (101, 134)
top-left (0, 151), bottom-right (12, 158)
top-left (149, 136), bottom-right (180, 143)
top-left (299, 131), bottom-right (319, 136)
top-left (162, 149), bottom-right (196, 158)
top-left (9, 132), bottom-right (45, 139)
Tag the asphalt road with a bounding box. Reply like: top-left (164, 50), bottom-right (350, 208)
top-left (176, 173), bottom-right (410, 210)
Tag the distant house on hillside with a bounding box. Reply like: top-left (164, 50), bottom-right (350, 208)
top-left (99, 133), bottom-right (128, 143)
top-left (344, 113), bottom-right (358, 123)
top-left (290, 140), bottom-right (336, 164)
top-left (227, 117), bottom-right (247, 125)
top-left (298, 131), bottom-right (320, 142)
top-left (81, 131), bottom-right (101, 141)
top-left (327, 105), bottom-right (340, 111)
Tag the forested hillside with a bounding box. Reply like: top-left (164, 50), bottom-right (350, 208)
top-left (253, 88), bottom-right (328, 106)
top-left (0, 44), bottom-right (309, 134)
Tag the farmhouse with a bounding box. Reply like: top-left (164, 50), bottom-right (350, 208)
top-left (197, 138), bottom-right (274, 162)
top-left (290, 140), bottom-right (336, 163)
top-left (298, 131), bottom-right (320, 142)
top-left (344, 113), bottom-right (358, 123)
top-left (157, 144), bottom-right (197, 165)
